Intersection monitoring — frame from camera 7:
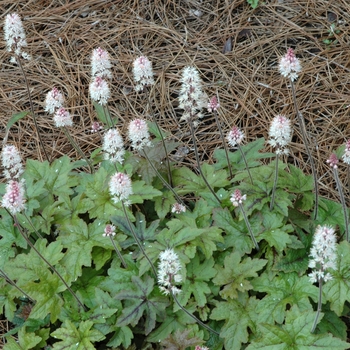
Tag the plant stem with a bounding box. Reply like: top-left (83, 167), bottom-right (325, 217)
top-left (0, 269), bottom-right (34, 303)
top-left (214, 111), bottom-right (233, 179)
top-left (270, 156), bottom-right (279, 211)
top-left (290, 82), bottom-right (318, 219)
top-left (189, 119), bottom-right (221, 204)
top-left (237, 144), bottom-right (254, 184)
top-left (333, 168), bottom-right (349, 241)
top-left (13, 216), bottom-right (86, 311)
top-left (142, 150), bottom-right (186, 208)
top-left (238, 203), bottom-right (259, 251)
top-left (62, 126), bottom-right (94, 173)
top-left (23, 212), bottom-right (43, 239)
top-left (146, 89), bottom-right (173, 186)
top-left (171, 290), bottom-right (219, 336)
top-left (109, 236), bottom-right (128, 269)
top-left (16, 55), bottom-right (50, 162)
top-left (311, 277), bottom-right (323, 333)
top-left (103, 105), bottom-right (114, 128)
top-left (121, 201), bottom-right (157, 278)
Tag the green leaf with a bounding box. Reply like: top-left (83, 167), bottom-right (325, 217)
top-left (92, 101), bottom-right (115, 125)
top-left (116, 275), bottom-right (169, 335)
top-left (246, 306), bottom-right (350, 349)
top-left (177, 255), bottom-right (216, 309)
top-left (106, 326), bottom-right (133, 348)
top-left (131, 180), bottom-right (162, 203)
top-left (51, 320), bottom-right (105, 350)
top-left (212, 207), bottom-right (253, 255)
top-left (5, 326), bottom-right (42, 350)
top-left (211, 293), bottom-right (259, 349)
top-left (323, 241), bottom-right (350, 316)
top-left (251, 272), bottom-right (318, 324)
top-left (318, 198), bottom-right (346, 233)
top-left (213, 251), bottom-right (267, 299)
top-left (259, 211), bottom-right (293, 252)
top-left (247, 0), bottom-right (259, 9)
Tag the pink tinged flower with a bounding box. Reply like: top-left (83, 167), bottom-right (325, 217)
top-left (208, 96), bottom-right (220, 112)
top-left (89, 76), bottom-right (110, 105)
top-left (178, 66), bottom-right (207, 122)
top-left (308, 225), bottom-right (337, 284)
top-left (327, 153), bottom-right (339, 169)
top-left (2, 180), bottom-right (26, 215)
top-left (103, 224), bottom-right (116, 237)
top-left (132, 56), bottom-right (155, 92)
top-left (230, 189), bottom-right (247, 207)
top-left (227, 126), bottom-right (244, 147)
top-left (195, 347), bottom-right (209, 350)
top-left (53, 107), bottom-right (73, 128)
top-left (171, 203), bottom-right (186, 214)
top-left (128, 119), bottom-right (152, 151)
top-left (44, 88), bottom-right (65, 114)
top-left (91, 121), bottom-right (103, 133)
top-left (278, 48), bottom-right (301, 82)
top-left (91, 47), bottom-right (112, 79)
top-left (4, 13), bottom-right (30, 60)
top-left (342, 140), bottom-right (350, 165)
top-left (157, 249), bottom-right (182, 295)
top-left (102, 128), bottom-right (125, 163)
top-left (109, 172), bottom-right (133, 204)
top-left (268, 115), bottom-right (292, 155)
top-left (1, 145), bottom-right (23, 180)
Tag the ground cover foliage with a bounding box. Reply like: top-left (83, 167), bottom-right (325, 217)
top-left (1, 0), bottom-right (350, 349)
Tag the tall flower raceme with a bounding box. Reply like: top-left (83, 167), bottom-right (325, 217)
top-left (128, 119), bottom-right (152, 151)
top-left (327, 153), bottom-right (349, 241)
top-left (308, 225), bottom-right (337, 332)
top-left (157, 249), bottom-right (182, 296)
top-left (4, 13), bottom-right (31, 61)
top-left (179, 66), bottom-right (207, 122)
top-left (4, 14), bottom-right (49, 162)
top-left (268, 115), bottom-right (292, 211)
top-left (109, 171), bottom-right (157, 277)
top-left (44, 87), bottom-right (65, 114)
top-left (227, 126), bottom-right (253, 184)
top-left (2, 179), bottom-right (26, 215)
top-left (279, 48), bottom-right (318, 219)
top-left (132, 56), bottom-right (155, 92)
top-left (1, 144), bottom-right (23, 180)
top-left (102, 128), bottom-right (125, 163)
top-left (230, 189), bottom-right (259, 250)
top-left (178, 67), bottom-right (220, 203)
top-left (278, 48), bottom-right (301, 82)
top-left (91, 47), bottom-right (112, 79)
top-left (89, 76), bottom-right (110, 105)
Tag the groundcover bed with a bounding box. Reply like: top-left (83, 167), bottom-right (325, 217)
top-left (1, 0), bottom-right (350, 349)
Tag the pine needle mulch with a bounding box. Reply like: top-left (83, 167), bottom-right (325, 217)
top-left (1, 0), bottom-right (350, 203)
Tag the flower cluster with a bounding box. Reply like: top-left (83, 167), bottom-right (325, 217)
top-left (279, 48), bottom-right (302, 82)
top-left (1, 144), bottom-right (23, 180)
top-left (308, 225), bottom-right (337, 283)
top-left (195, 346), bottom-right (209, 350)
top-left (102, 128), bottom-right (125, 163)
top-left (91, 121), bottom-right (103, 133)
top-left (91, 47), bottom-right (112, 79)
top-left (342, 140), bottom-right (350, 165)
top-left (268, 115), bottom-right (292, 155)
top-left (128, 119), bottom-right (152, 151)
top-left (44, 88), bottom-right (73, 127)
top-left (90, 48), bottom-right (111, 105)
top-left (327, 153), bottom-right (339, 169)
top-left (178, 66), bottom-right (207, 122)
top-left (171, 203), bottom-right (186, 214)
top-left (109, 172), bottom-right (133, 204)
top-left (207, 96), bottom-right (220, 113)
top-left (157, 249), bottom-right (182, 295)
top-left (2, 179), bottom-right (26, 215)
top-left (4, 13), bottom-right (31, 61)
top-left (103, 224), bottom-right (116, 237)
top-left (227, 126), bottom-right (244, 148)
top-left (230, 189), bottom-right (246, 207)
top-left (132, 56), bottom-right (155, 92)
